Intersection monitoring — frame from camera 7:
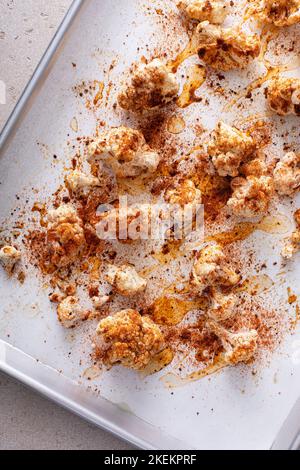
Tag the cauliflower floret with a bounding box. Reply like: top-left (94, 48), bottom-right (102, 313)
top-left (46, 204), bottom-right (86, 268)
top-left (177, 0), bottom-right (228, 24)
top-left (164, 179), bottom-right (202, 207)
top-left (92, 295), bottom-right (110, 310)
top-left (191, 244), bottom-right (241, 295)
top-left (207, 319), bottom-right (258, 364)
top-left (65, 170), bottom-right (100, 197)
top-left (274, 152), bottom-right (300, 196)
top-left (88, 127), bottom-right (160, 178)
top-left (208, 288), bottom-right (238, 322)
top-left (227, 176), bottom-right (274, 218)
top-left (240, 152), bottom-right (268, 177)
top-left (255, 0), bottom-right (300, 27)
top-left (208, 122), bottom-right (257, 177)
top-left (57, 296), bottom-right (91, 329)
top-left (96, 309), bottom-right (165, 370)
top-left (281, 209), bottom-right (300, 259)
top-left (196, 22), bottom-right (261, 71)
top-left (106, 264), bottom-right (147, 296)
top-left (48, 204), bottom-right (79, 225)
top-left (118, 59), bottom-right (179, 112)
top-left (266, 77), bottom-right (300, 116)
top-left (0, 246), bottom-right (21, 274)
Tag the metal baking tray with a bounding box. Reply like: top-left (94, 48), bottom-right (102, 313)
top-left (1, 0), bottom-right (300, 450)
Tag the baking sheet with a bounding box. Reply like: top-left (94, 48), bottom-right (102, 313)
top-left (0, 0), bottom-right (300, 450)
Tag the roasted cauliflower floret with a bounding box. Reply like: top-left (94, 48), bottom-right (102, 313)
top-left (92, 295), bottom-right (110, 310)
top-left (255, 0), bottom-right (300, 27)
top-left (118, 59), bottom-right (179, 112)
top-left (227, 176), bottom-right (274, 218)
top-left (177, 0), bottom-right (228, 24)
top-left (46, 205), bottom-right (86, 268)
top-left (0, 245), bottom-right (21, 274)
top-left (281, 209), bottom-right (300, 259)
top-left (88, 127), bottom-right (160, 178)
top-left (208, 122), bottom-right (257, 177)
top-left (207, 319), bottom-right (258, 364)
top-left (65, 170), bottom-right (100, 197)
top-left (274, 152), bottom-right (300, 196)
top-left (57, 296), bottom-right (91, 329)
top-left (266, 77), bottom-right (300, 116)
top-left (96, 309), bottom-right (165, 370)
top-left (164, 179), bottom-right (202, 207)
top-left (191, 244), bottom-right (241, 295)
top-left (196, 22), bottom-right (261, 71)
top-left (208, 288), bottom-right (238, 322)
top-left (106, 264), bottom-right (147, 296)
top-left (240, 152), bottom-right (268, 177)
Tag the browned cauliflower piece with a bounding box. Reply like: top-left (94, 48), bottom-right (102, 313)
top-left (207, 319), bottom-right (258, 364)
top-left (92, 295), bottom-right (110, 310)
top-left (281, 209), bottom-right (300, 259)
top-left (57, 296), bottom-right (91, 329)
top-left (266, 77), bottom-right (300, 116)
top-left (106, 264), bottom-right (147, 296)
top-left (88, 126), bottom-right (160, 178)
top-left (0, 245), bottom-right (21, 274)
top-left (46, 205), bottom-right (86, 268)
top-left (208, 288), bottom-right (238, 322)
top-left (254, 0), bottom-right (300, 27)
top-left (196, 21), bottom-right (261, 71)
top-left (65, 170), bottom-right (100, 197)
top-left (177, 0), bottom-right (228, 24)
top-left (164, 179), bottom-right (202, 207)
top-left (227, 175), bottom-right (274, 218)
top-left (191, 244), bottom-right (241, 295)
top-left (240, 152), bottom-right (268, 177)
top-left (118, 59), bottom-right (179, 113)
top-left (274, 152), bottom-right (300, 196)
top-left (208, 122), bottom-right (257, 177)
top-left (96, 309), bottom-right (165, 370)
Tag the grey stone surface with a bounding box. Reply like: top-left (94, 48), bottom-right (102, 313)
top-left (0, 373), bottom-right (133, 450)
top-left (0, 0), bottom-right (133, 450)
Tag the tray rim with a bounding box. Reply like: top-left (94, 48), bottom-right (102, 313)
top-left (0, 0), bottom-right (84, 150)
top-left (0, 339), bottom-right (189, 450)
top-left (0, 0), bottom-right (299, 451)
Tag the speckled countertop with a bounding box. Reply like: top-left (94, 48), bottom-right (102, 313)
top-left (0, 0), bottom-right (132, 450)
